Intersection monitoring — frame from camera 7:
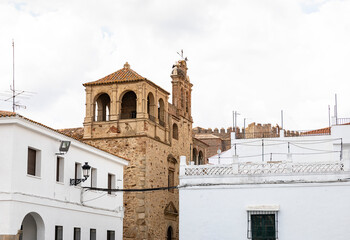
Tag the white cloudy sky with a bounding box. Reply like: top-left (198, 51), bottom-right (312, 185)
top-left (0, 0), bottom-right (349, 131)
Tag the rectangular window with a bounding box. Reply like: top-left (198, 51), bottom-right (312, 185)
top-left (168, 168), bottom-right (175, 192)
top-left (75, 163), bottom-right (82, 185)
top-left (74, 227), bottom-right (81, 240)
top-left (108, 173), bottom-right (115, 195)
top-left (248, 211), bottom-right (278, 240)
top-left (107, 230), bottom-right (115, 240)
top-left (27, 148), bottom-right (41, 176)
top-left (56, 157), bottom-right (64, 182)
top-left (91, 168), bottom-right (97, 188)
top-left (55, 226), bottom-right (63, 240)
top-left (90, 228), bottom-right (96, 240)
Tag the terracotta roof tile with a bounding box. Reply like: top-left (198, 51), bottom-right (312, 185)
top-left (0, 110), bottom-right (16, 117)
top-left (83, 62), bottom-right (146, 86)
top-left (58, 127), bottom-right (84, 140)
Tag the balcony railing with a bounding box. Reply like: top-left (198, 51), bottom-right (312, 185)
top-left (336, 118), bottom-right (350, 125)
top-left (183, 160), bottom-right (345, 177)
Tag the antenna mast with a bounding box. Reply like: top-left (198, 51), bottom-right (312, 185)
top-left (12, 39), bottom-right (15, 112)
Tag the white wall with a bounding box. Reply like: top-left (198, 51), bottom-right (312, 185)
top-left (180, 181), bottom-right (350, 240)
top-left (0, 116), bottom-right (127, 239)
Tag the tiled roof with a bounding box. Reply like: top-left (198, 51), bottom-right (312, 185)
top-left (58, 127), bottom-right (84, 140)
top-left (0, 111), bottom-right (129, 161)
top-left (0, 110), bottom-right (16, 117)
top-left (83, 62), bottom-right (146, 86)
top-left (301, 127), bottom-right (330, 135)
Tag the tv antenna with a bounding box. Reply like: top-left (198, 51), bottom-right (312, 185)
top-left (0, 39), bottom-right (35, 112)
top-left (177, 49), bottom-right (188, 61)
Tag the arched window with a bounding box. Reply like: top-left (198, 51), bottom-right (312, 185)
top-left (172, 123), bottom-right (178, 140)
top-left (192, 148), bottom-right (198, 165)
top-left (147, 93), bottom-right (155, 122)
top-left (95, 93), bottom-right (110, 121)
top-left (158, 98), bottom-right (165, 127)
top-left (198, 151), bottom-right (204, 165)
top-left (167, 226), bottom-right (173, 240)
top-left (121, 91), bottom-right (137, 119)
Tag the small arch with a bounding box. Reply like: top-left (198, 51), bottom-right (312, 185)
top-left (158, 98), bottom-right (165, 127)
top-left (147, 92), bottom-right (156, 122)
top-left (192, 148), bottom-right (198, 165)
top-left (20, 212), bottom-right (45, 240)
top-left (172, 123), bottom-right (178, 140)
top-left (198, 150), bottom-right (204, 165)
top-left (94, 93), bottom-right (110, 121)
top-left (167, 226), bottom-right (173, 240)
top-left (121, 91), bottom-right (137, 119)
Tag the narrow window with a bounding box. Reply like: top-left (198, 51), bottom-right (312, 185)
top-left (90, 229), bottom-right (96, 240)
top-left (55, 226), bottom-right (63, 240)
top-left (248, 211), bottom-right (278, 240)
top-left (91, 168), bottom-right (97, 188)
top-left (74, 227), bottom-right (81, 240)
top-left (107, 230), bottom-right (115, 240)
top-left (27, 148), bottom-right (36, 176)
top-left (168, 168), bottom-right (175, 193)
top-left (27, 148), bottom-right (41, 176)
top-left (108, 174), bottom-right (115, 195)
top-left (75, 163), bottom-right (82, 185)
top-left (172, 123), bottom-right (178, 140)
top-left (56, 157), bottom-right (64, 182)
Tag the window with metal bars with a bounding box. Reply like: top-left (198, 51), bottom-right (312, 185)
top-left (247, 211), bottom-right (278, 240)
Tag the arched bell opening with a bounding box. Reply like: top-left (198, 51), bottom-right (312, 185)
top-left (147, 92), bottom-right (156, 122)
top-left (94, 93), bottom-right (111, 122)
top-left (158, 98), bottom-right (165, 127)
top-left (121, 91), bottom-right (137, 119)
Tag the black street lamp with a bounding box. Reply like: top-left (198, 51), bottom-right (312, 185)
top-left (70, 162), bottom-right (91, 186)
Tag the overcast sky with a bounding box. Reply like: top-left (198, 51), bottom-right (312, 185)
top-left (0, 0), bottom-right (349, 131)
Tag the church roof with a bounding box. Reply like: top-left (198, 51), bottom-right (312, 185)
top-left (83, 62), bottom-right (146, 86)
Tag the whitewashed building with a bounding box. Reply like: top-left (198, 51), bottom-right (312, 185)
top-left (0, 111), bottom-right (128, 240)
top-left (180, 120), bottom-right (350, 240)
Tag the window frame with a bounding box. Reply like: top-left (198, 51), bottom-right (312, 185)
top-left (74, 227), bottom-right (81, 240)
top-left (90, 228), bottom-right (96, 240)
top-left (91, 168), bottom-right (97, 188)
top-left (27, 147), bottom-right (41, 177)
top-left (56, 157), bottom-right (64, 183)
top-left (75, 162), bottom-right (82, 186)
top-left (107, 230), bottom-right (115, 240)
top-left (55, 226), bottom-right (63, 240)
top-left (247, 210), bottom-right (278, 240)
top-left (108, 173), bottom-right (116, 195)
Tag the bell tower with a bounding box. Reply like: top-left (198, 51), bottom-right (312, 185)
top-left (170, 60), bottom-right (192, 121)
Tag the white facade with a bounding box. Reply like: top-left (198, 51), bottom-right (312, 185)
top-left (180, 124), bottom-right (350, 240)
top-left (0, 113), bottom-right (128, 240)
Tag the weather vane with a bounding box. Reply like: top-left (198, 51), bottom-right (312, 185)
top-left (177, 49), bottom-right (188, 61)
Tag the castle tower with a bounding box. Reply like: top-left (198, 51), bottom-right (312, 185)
top-left (81, 61), bottom-right (193, 240)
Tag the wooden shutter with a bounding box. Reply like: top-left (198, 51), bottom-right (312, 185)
top-left (27, 148), bottom-right (36, 175)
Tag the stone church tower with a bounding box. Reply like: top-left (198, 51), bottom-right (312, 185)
top-left (82, 59), bottom-right (193, 239)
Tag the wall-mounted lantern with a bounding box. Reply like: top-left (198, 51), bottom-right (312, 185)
top-left (70, 162), bottom-right (91, 186)
top-left (56, 141), bottom-right (71, 155)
